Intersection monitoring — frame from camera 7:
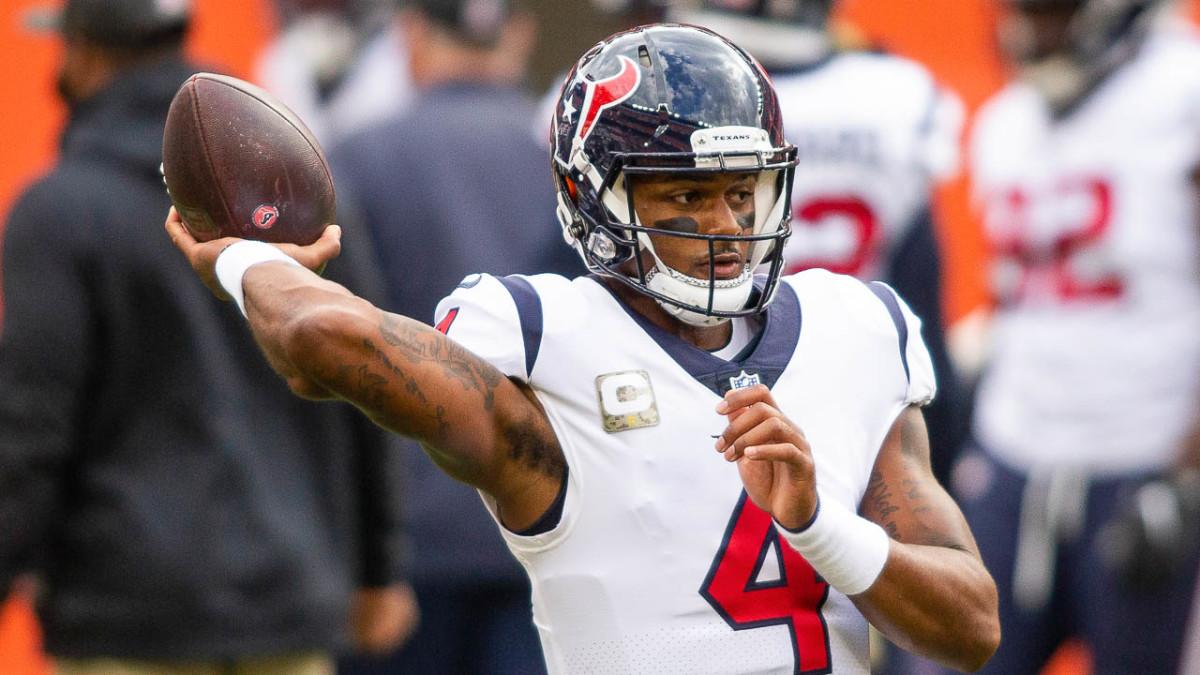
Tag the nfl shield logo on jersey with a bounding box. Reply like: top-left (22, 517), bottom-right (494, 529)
top-left (729, 371), bottom-right (761, 390)
top-left (595, 370), bottom-right (660, 433)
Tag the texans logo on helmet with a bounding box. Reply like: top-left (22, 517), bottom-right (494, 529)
top-left (252, 204), bottom-right (279, 230)
top-left (575, 55), bottom-right (642, 145)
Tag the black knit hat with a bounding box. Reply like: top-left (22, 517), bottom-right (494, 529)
top-left (407, 0), bottom-right (512, 46)
top-left (26, 0), bottom-right (192, 48)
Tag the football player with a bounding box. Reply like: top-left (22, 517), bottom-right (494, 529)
top-left (944, 0), bottom-right (1200, 672)
top-left (168, 24), bottom-right (999, 674)
top-left (670, 0), bottom-right (972, 489)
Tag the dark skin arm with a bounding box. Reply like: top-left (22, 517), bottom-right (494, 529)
top-left (165, 209), bottom-right (564, 530)
top-left (715, 385), bottom-right (999, 672)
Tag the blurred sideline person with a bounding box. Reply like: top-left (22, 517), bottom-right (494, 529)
top-left (914, 0), bottom-right (1200, 672)
top-left (671, 0), bottom-right (972, 492)
top-left (255, 0), bottom-right (414, 147)
top-left (0, 0), bottom-right (414, 671)
top-left (530, 0), bottom-right (672, 146)
top-left (331, 0), bottom-right (579, 673)
top-left (170, 23), bottom-right (999, 675)
top-left (1186, 558), bottom-right (1200, 674)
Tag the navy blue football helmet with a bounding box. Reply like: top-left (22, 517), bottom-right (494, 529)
top-left (552, 24), bottom-right (797, 326)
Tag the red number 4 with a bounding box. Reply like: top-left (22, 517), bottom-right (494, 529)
top-left (701, 491), bottom-right (833, 674)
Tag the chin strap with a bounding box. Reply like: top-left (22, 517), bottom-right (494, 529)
top-left (644, 262), bottom-right (754, 327)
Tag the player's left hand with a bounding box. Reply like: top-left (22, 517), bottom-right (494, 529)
top-left (165, 206), bottom-right (341, 301)
top-left (715, 384), bottom-right (817, 529)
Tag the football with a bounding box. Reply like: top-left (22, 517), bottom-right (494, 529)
top-left (161, 72), bottom-right (335, 246)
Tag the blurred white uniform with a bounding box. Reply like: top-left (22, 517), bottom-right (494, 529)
top-left (775, 52), bottom-right (963, 278)
top-left (970, 26), bottom-right (1200, 475)
top-left (256, 17), bottom-right (413, 146)
top-left (434, 269), bottom-right (935, 675)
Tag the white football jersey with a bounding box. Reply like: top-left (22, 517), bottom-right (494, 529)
top-left (970, 26), bottom-right (1200, 474)
top-left (774, 52), bottom-right (964, 279)
top-left (434, 270), bottom-right (935, 675)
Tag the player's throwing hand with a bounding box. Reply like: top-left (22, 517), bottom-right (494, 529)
top-left (715, 384), bottom-right (818, 530)
top-left (165, 206), bottom-right (342, 300)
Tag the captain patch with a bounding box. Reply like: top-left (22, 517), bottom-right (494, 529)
top-left (596, 370), bottom-right (660, 433)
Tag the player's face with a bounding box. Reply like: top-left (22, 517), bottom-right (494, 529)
top-left (55, 38), bottom-right (92, 105)
top-left (629, 172), bottom-right (758, 281)
top-left (1007, 1), bottom-right (1082, 60)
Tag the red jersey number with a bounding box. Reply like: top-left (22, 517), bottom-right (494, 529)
top-left (986, 177), bottom-right (1124, 305)
top-left (786, 196), bottom-right (879, 277)
top-left (701, 491), bottom-right (833, 675)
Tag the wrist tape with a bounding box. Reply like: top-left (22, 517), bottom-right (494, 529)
top-left (214, 241), bottom-right (301, 317)
top-left (775, 491), bottom-right (891, 596)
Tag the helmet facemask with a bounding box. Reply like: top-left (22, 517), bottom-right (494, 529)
top-left (560, 129), bottom-right (796, 327)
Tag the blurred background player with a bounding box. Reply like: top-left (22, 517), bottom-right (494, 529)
top-left (332, 0), bottom-right (580, 673)
top-left (938, 0), bottom-right (1200, 672)
top-left (531, 0), bottom-right (673, 145)
top-left (0, 0), bottom-right (415, 671)
top-left (670, 0), bottom-right (972, 493)
top-left (255, 0), bottom-right (414, 147)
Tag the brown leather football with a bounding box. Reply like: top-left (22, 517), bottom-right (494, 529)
top-left (161, 73), bottom-right (334, 246)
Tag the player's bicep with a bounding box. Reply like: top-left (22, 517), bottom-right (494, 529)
top-left (310, 305), bottom-right (505, 455)
top-left (860, 406), bottom-right (979, 555)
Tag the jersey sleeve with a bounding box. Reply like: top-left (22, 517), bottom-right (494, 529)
top-left (1186, 68), bottom-right (1200, 153)
top-left (967, 87), bottom-right (1015, 208)
top-left (1167, 26), bottom-right (1200, 148)
top-left (917, 84), bottom-right (966, 183)
top-left (432, 273), bottom-right (531, 380)
top-left (867, 281), bottom-right (938, 407)
top-left (897, 287), bottom-right (937, 406)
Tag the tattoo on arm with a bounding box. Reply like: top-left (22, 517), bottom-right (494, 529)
top-left (866, 470), bottom-right (902, 540)
top-left (377, 313), bottom-right (503, 410)
top-left (502, 409), bottom-right (566, 478)
top-left (337, 312), bottom-right (564, 481)
top-left (325, 312), bottom-right (503, 444)
top-left (864, 409), bottom-right (969, 551)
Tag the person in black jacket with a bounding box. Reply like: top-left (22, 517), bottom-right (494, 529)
top-left (0, 0), bottom-right (415, 670)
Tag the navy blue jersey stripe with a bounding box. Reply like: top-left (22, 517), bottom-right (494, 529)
top-left (496, 275), bottom-right (544, 378)
top-left (867, 281), bottom-right (911, 384)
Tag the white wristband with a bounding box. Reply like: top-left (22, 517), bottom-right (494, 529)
top-left (214, 240), bottom-right (301, 317)
top-left (775, 491), bottom-right (891, 596)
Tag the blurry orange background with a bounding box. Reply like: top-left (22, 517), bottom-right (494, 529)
top-left (0, 0), bottom-right (1197, 672)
